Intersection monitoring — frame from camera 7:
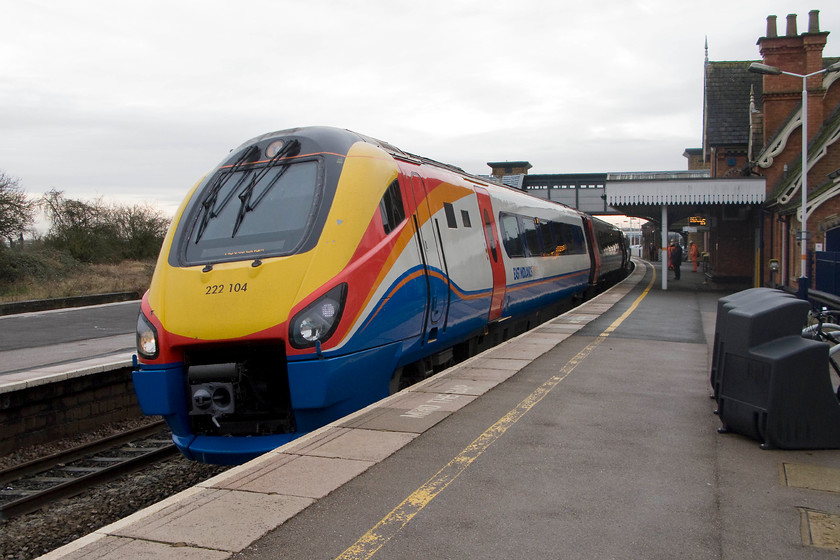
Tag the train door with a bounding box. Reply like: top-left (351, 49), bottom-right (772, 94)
top-left (474, 186), bottom-right (506, 322)
top-left (409, 173), bottom-right (448, 340)
top-left (581, 216), bottom-right (601, 286)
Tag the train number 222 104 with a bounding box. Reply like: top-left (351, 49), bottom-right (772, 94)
top-left (205, 283), bottom-right (248, 295)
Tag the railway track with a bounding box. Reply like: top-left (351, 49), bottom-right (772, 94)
top-left (0, 421), bottom-right (177, 521)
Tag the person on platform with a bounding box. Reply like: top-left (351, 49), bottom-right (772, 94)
top-left (689, 241), bottom-right (699, 272)
top-left (670, 241), bottom-right (683, 280)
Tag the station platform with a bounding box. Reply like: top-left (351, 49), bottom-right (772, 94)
top-left (0, 301), bottom-right (137, 393)
top-left (42, 261), bottom-right (840, 559)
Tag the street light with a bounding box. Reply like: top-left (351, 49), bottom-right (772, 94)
top-left (749, 60), bottom-right (840, 299)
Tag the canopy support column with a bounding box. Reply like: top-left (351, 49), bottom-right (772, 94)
top-left (661, 205), bottom-right (668, 291)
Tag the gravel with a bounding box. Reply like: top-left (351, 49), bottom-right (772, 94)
top-left (0, 417), bottom-right (230, 560)
top-left (0, 417), bottom-right (160, 471)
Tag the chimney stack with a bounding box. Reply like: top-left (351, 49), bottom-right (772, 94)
top-left (755, 10), bottom-right (830, 175)
top-left (786, 14), bottom-right (798, 37)
top-left (808, 10), bottom-right (820, 33)
top-left (766, 15), bottom-right (777, 38)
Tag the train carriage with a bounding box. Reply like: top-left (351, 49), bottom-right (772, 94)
top-left (133, 126), bottom-right (628, 464)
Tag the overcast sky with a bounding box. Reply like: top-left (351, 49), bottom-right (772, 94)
top-left (2, 1), bottom-right (838, 216)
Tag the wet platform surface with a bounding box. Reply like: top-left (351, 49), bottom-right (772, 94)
top-left (42, 261), bottom-right (840, 559)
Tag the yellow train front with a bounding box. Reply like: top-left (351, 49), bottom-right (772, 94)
top-left (133, 126), bottom-right (607, 464)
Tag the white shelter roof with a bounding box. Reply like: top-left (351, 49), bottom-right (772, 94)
top-left (605, 177), bottom-right (765, 206)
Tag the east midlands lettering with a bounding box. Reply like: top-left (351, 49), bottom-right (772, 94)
top-left (512, 266), bottom-right (535, 280)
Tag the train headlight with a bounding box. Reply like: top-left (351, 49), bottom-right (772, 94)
top-left (136, 312), bottom-right (159, 359)
top-left (290, 284), bottom-right (347, 349)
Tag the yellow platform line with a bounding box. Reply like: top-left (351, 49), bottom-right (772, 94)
top-left (336, 263), bottom-right (656, 560)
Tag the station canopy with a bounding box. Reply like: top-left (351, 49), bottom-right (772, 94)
top-left (605, 176), bottom-right (766, 223)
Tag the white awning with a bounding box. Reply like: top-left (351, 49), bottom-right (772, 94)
top-left (605, 178), bottom-right (765, 206)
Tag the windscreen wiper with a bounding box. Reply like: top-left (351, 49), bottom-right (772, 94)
top-left (231, 140), bottom-right (300, 237)
top-left (195, 145), bottom-right (260, 243)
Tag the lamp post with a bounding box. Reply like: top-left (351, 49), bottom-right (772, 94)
top-left (749, 61), bottom-right (840, 300)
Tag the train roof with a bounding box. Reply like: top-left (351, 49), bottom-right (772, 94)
top-left (231, 126), bottom-right (585, 217)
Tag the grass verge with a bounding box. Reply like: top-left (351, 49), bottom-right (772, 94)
top-left (0, 250), bottom-right (154, 303)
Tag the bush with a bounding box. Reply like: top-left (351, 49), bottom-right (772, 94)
top-left (0, 249), bottom-right (48, 285)
top-left (111, 203), bottom-right (170, 260)
top-left (0, 244), bottom-right (76, 290)
top-left (41, 191), bottom-right (169, 263)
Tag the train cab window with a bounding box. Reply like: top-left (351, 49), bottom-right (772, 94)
top-left (461, 210), bottom-right (472, 228)
top-left (443, 202), bottom-right (457, 228)
top-left (380, 180), bottom-right (406, 235)
top-left (185, 157), bottom-right (320, 264)
top-left (501, 213), bottom-right (525, 257)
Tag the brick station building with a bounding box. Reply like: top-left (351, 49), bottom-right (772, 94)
top-left (490, 10), bottom-right (840, 294)
top-left (702, 10), bottom-right (840, 292)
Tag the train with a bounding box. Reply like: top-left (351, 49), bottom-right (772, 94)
top-left (132, 126), bottom-right (631, 465)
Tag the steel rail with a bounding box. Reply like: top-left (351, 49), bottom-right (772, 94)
top-left (0, 420), bottom-right (166, 486)
top-left (0, 422), bottom-right (177, 521)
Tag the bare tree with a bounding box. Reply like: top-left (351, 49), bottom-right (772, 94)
top-left (41, 189), bottom-right (120, 262)
top-left (41, 190), bottom-right (170, 262)
top-left (111, 202), bottom-right (170, 260)
top-left (0, 172), bottom-right (36, 246)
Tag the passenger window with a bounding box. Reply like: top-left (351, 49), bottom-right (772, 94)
top-left (522, 218), bottom-right (541, 257)
top-left (499, 214), bottom-right (588, 258)
top-left (538, 221), bottom-right (555, 256)
top-left (569, 225), bottom-right (586, 254)
top-left (550, 222), bottom-right (567, 255)
top-left (501, 213), bottom-right (525, 257)
top-left (444, 202), bottom-right (457, 228)
top-left (379, 180), bottom-right (406, 235)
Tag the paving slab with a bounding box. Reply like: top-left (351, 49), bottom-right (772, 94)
top-left (338, 406), bottom-right (452, 433)
top-left (40, 535), bottom-right (230, 560)
top-left (413, 377), bottom-right (500, 396)
top-left (299, 428), bottom-right (418, 462)
top-left (462, 355), bottom-right (531, 372)
top-left (534, 322), bottom-right (584, 334)
top-left (557, 313), bottom-right (600, 323)
top-left (437, 365), bottom-right (519, 383)
top-left (385, 389), bottom-right (477, 412)
top-left (483, 339), bottom-right (559, 360)
top-left (111, 488), bottom-right (313, 551)
top-left (213, 454), bottom-right (373, 499)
